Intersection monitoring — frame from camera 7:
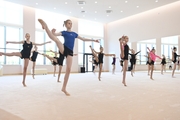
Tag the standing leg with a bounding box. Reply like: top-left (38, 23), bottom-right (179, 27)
top-left (22, 59), bottom-right (30, 87)
top-left (53, 65), bottom-right (56, 77)
top-left (122, 60), bottom-right (128, 86)
top-left (161, 65), bottom-right (163, 75)
top-left (98, 63), bottom-right (103, 81)
top-left (112, 64), bottom-right (115, 74)
top-left (150, 65), bottom-right (154, 80)
top-left (57, 66), bottom-right (63, 82)
top-left (148, 64), bottom-right (150, 75)
top-left (130, 61), bottom-right (133, 77)
top-left (172, 63), bottom-right (176, 78)
top-left (32, 62), bottom-right (36, 79)
top-left (62, 55), bottom-right (73, 96)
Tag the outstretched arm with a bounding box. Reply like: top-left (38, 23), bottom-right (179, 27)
top-left (135, 51), bottom-right (141, 55)
top-left (51, 29), bottom-right (62, 36)
top-left (6, 40), bottom-right (24, 44)
top-left (32, 41), bottom-right (51, 46)
top-left (155, 55), bottom-right (162, 59)
top-left (77, 36), bottom-right (99, 43)
top-left (104, 53), bottom-right (115, 56)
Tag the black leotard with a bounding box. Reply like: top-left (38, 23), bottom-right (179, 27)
top-left (52, 57), bottom-right (59, 65)
top-left (30, 51), bottom-right (38, 62)
top-left (129, 51), bottom-right (141, 64)
top-left (123, 44), bottom-right (129, 60)
top-left (112, 57), bottom-right (116, 65)
top-left (98, 52), bottom-right (104, 64)
top-left (161, 58), bottom-right (166, 65)
top-left (20, 41), bottom-right (33, 59)
top-left (173, 52), bottom-right (180, 63)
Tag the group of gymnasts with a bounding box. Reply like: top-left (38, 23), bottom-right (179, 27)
top-left (0, 18), bottom-right (180, 96)
top-left (118, 37), bottom-right (180, 86)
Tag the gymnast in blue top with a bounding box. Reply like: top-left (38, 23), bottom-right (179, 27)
top-left (38, 19), bottom-right (99, 96)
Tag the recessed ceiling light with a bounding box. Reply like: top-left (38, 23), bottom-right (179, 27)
top-left (95, 11), bottom-right (97, 13)
top-left (83, 15), bottom-right (85, 17)
top-left (36, 3), bottom-right (38, 5)
top-left (54, 7), bottom-right (56, 9)
top-left (94, 18), bottom-right (97, 20)
top-left (95, 1), bottom-right (97, 3)
top-left (136, 6), bottom-right (139, 8)
top-left (125, 1), bottom-right (128, 3)
top-left (121, 11), bottom-right (123, 12)
top-left (155, 0), bottom-right (158, 2)
top-left (65, 2), bottom-right (67, 4)
top-left (81, 7), bottom-right (83, 9)
top-left (109, 6), bottom-right (111, 8)
top-left (69, 12), bottom-right (71, 13)
top-left (107, 15), bottom-right (109, 17)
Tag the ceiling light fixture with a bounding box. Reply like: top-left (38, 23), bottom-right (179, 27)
top-left (95, 11), bottom-right (97, 13)
top-left (107, 15), bottom-right (109, 17)
top-left (136, 6), bottom-right (139, 8)
top-left (36, 3), bottom-right (38, 5)
top-left (54, 7), bottom-right (56, 9)
top-left (125, 1), bottom-right (128, 3)
top-left (121, 11), bottom-right (123, 12)
top-left (83, 15), bottom-right (85, 17)
top-left (65, 2), bottom-right (67, 4)
top-left (69, 12), bottom-right (71, 13)
top-left (81, 7), bottom-right (83, 9)
top-left (95, 1), bottom-right (97, 3)
top-left (155, 0), bottom-right (158, 2)
top-left (109, 6), bottom-right (111, 8)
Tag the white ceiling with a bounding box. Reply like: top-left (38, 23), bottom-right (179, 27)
top-left (4, 0), bottom-right (179, 23)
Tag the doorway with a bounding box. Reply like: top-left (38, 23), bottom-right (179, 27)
top-left (83, 53), bottom-right (93, 72)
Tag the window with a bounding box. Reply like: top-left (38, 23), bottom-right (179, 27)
top-left (161, 36), bottom-right (178, 60)
top-left (137, 39), bottom-right (156, 64)
top-left (4, 27), bottom-right (22, 65)
top-left (78, 19), bottom-right (104, 65)
top-left (0, 1), bottom-right (23, 25)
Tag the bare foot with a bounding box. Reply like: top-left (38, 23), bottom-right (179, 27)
top-left (57, 80), bottom-right (61, 83)
top-left (122, 82), bottom-right (127, 87)
top-left (98, 77), bottom-right (101, 81)
top-left (32, 74), bottom-right (35, 79)
top-left (38, 19), bottom-right (47, 29)
top-left (131, 72), bottom-right (133, 77)
top-left (150, 77), bottom-right (154, 80)
top-left (172, 76), bottom-right (176, 78)
top-left (61, 89), bottom-right (70, 96)
top-left (22, 82), bottom-right (27, 87)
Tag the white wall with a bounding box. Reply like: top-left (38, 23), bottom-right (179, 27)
top-left (106, 1), bottom-right (180, 71)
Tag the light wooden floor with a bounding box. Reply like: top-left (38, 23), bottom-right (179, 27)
top-left (0, 71), bottom-right (180, 120)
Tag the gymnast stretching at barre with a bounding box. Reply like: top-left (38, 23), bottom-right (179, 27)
top-left (38, 19), bottom-right (99, 96)
top-left (49, 50), bottom-right (77, 82)
top-left (0, 33), bottom-right (51, 87)
top-left (30, 45), bottom-right (41, 79)
top-left (89, 45), bottom-right (114, 81)
top-left (129, 49), bottom-right (141, 77)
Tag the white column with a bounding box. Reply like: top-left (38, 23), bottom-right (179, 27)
top-left (22, 6), bottom-right (35, 74)
top-left (156, 38), bottom-right (161, 56)
top-left (70, 17), bottom-right (79, 73)
top-left (178, 35), bottom-right (180, 54)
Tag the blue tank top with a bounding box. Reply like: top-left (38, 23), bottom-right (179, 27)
top-left (61, 31), bottom-right (78, 51)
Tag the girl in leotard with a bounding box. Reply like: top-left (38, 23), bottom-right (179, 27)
top-left (0, 33), bottom-right (51, 87)
top-left (119, 36), bottom-right (131, 86)
top-left (129, 50), bottom-right (141, 76)
top-left (160, 55), bottom-right (166, 75)
top-left (38, 19), bottom-right (99, 96)
top-left (89, 46), bottom-right (114, 81)
top-left (171, 47), bottom-right (180, 77)
top-left (147, 47), bottom-right (162, 80)
top-left (30, 45), bottom-right (40, 79)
